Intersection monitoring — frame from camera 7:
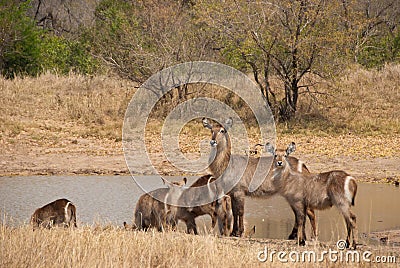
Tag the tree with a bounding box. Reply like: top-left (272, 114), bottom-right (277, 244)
top-left (0, 0), bottom-right (98, 77)
top-left (340, 0), bottom-right (400, 67)
top-left (89, 0), bottom-right (220, 84)
top-left (195, 0), bottom-right (349, 122)
top-left (28, 0), bottom-right (99, 35)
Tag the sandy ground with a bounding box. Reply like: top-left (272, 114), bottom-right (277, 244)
top-left (368, 230), bottom-right (400, 247)
top-left (1, 136), bottom-right (399, 183)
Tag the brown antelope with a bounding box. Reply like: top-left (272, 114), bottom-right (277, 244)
top-left (175, 174), bottom-right (233, 236)
top-left (265, 142), bottom-right (358, 249)
top-left (202, 118), bottom-right (316, 238)
top-left (132, 177), bottom-right (187, 231)
top-left (31, 198), bottom-right (77, 230)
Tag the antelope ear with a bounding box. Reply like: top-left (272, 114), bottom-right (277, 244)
top-left (286, 142), bottom-right (296, 155)
top-left (265, 142), bottom-right (275, 155)
top-left (174, 178), bottom-right (187, 187)
top-left (224, 117), bottom-right (233, 130)
top-left (202, 118), bottom-right (212, 129)
top-left (161, 177), bottom-right (172, 187)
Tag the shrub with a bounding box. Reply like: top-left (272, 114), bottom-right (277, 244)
top-left (0, 0), bottom-right (43, 77)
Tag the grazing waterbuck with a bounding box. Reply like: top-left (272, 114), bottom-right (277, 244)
top-left (265, 142), bottom-right (358, 249)
top-left (202, 118), bottom-right (315, 238)
top-left (131, 177), bottom-right (187, 231)
top-left (175, 174), bottom-right (233, 236)
top-left (31, 198), bottom-right (77, 230)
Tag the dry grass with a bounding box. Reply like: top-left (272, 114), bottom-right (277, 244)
top-left (0, 72), bottom-right (136, 142)
top-left (0, 224), bottom-right (263, 267)
top-left (333, 64), bottom-right (400, 133)
top-left (1, 65), bottom-right (399, 141)
top-left (292, 63), bottom-right (400, 135)
top-left (0, 65), bottom-right (399, 177)
top-left (1, 224), bottom-right (398, 267)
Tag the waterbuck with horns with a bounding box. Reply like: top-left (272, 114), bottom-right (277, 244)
top-left (202, 117), bottom-right (316, 238)
top-left (31, 198), bottom-right (77, 230)
top-left (265, 142), bottom-right (358, 249)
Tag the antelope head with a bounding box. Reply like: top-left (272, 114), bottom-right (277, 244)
top-left (265, 142), bottom-right (296, 168)
top-left (202, 117), bottom-right (232, 148)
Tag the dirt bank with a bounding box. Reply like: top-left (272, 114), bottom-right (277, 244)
top-left (1, 135), bottom-right (399, 186)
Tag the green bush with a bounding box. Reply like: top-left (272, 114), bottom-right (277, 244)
top-left (41, 35), bottom-right (98, 75)
top-left (358, 33), bottom-right (400, 68)
top-left (0, 0), bottom-right (43, 77)
top-left (0, 0), bottom-right (98, 78)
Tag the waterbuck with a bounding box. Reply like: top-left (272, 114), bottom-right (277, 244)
top-left (265, 142), bottom-right (358, 249)
top-left (30, 198), bottom-right (77, 230)
top-left (202, 118), bottom-right (315, 238)
top-left (175, 174), bottom-right (233, 236)
top-left (132, 177), bottom-right (187, 231)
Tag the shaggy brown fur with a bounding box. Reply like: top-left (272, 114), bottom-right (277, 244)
top-left (133, 178), bottom-right (187, 231)
top-left (202, 118), bottom-right (315, 238)
top-left (175, 174), bottom-right (233, 236)
top-left (266, 143), bottom-right (358, 249)
top-left (31, 198), bottom-right (77, 230)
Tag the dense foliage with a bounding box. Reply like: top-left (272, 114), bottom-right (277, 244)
top-left (0, 0), bottom-right (97, 78)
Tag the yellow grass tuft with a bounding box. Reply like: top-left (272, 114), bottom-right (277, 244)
top-left (1, 64), bottom-right (399, 141)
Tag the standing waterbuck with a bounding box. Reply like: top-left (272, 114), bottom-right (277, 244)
top-left (130, 177), bottom-right (187, 231)
top-left (31, 198), bottom-right (77, 230)
top-left (127, 175), bottom-right (233, 236)
top-left (175, 174), bottom-right (233, 236)
top-left (265, 142), bottom-right (358, 249)
top-left (202, 118), bottom-right (316, 238)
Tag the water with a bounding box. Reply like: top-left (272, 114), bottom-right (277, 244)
top-left (0, 176), bottom-right (399, 242)
top-left (244, 183), bottom-right (400, 241)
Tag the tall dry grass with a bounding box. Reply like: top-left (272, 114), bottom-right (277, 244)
top-left (294, 64), bottom-right (400, 135)
top-left (0, 224), bottom-right (262, 267)
top-left (0, 64), bottom-right (399, 143)
top-left (1, 224), bottom-right (398, 267)
top-left (0, 72), bottom-right (136, 141)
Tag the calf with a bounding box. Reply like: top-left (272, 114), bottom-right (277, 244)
top-left (215, 194), bottom-right (234, 236)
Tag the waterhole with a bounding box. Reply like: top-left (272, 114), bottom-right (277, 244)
top-left (1, 176), bottom-right (398, 243)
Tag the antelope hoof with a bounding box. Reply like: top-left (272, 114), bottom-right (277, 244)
top-left (288, 232), bottom-right (297, 240)
top-left (230, 231), bottom-right (241, 237)
top-left (299, 239), bottom-right (306, 246)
